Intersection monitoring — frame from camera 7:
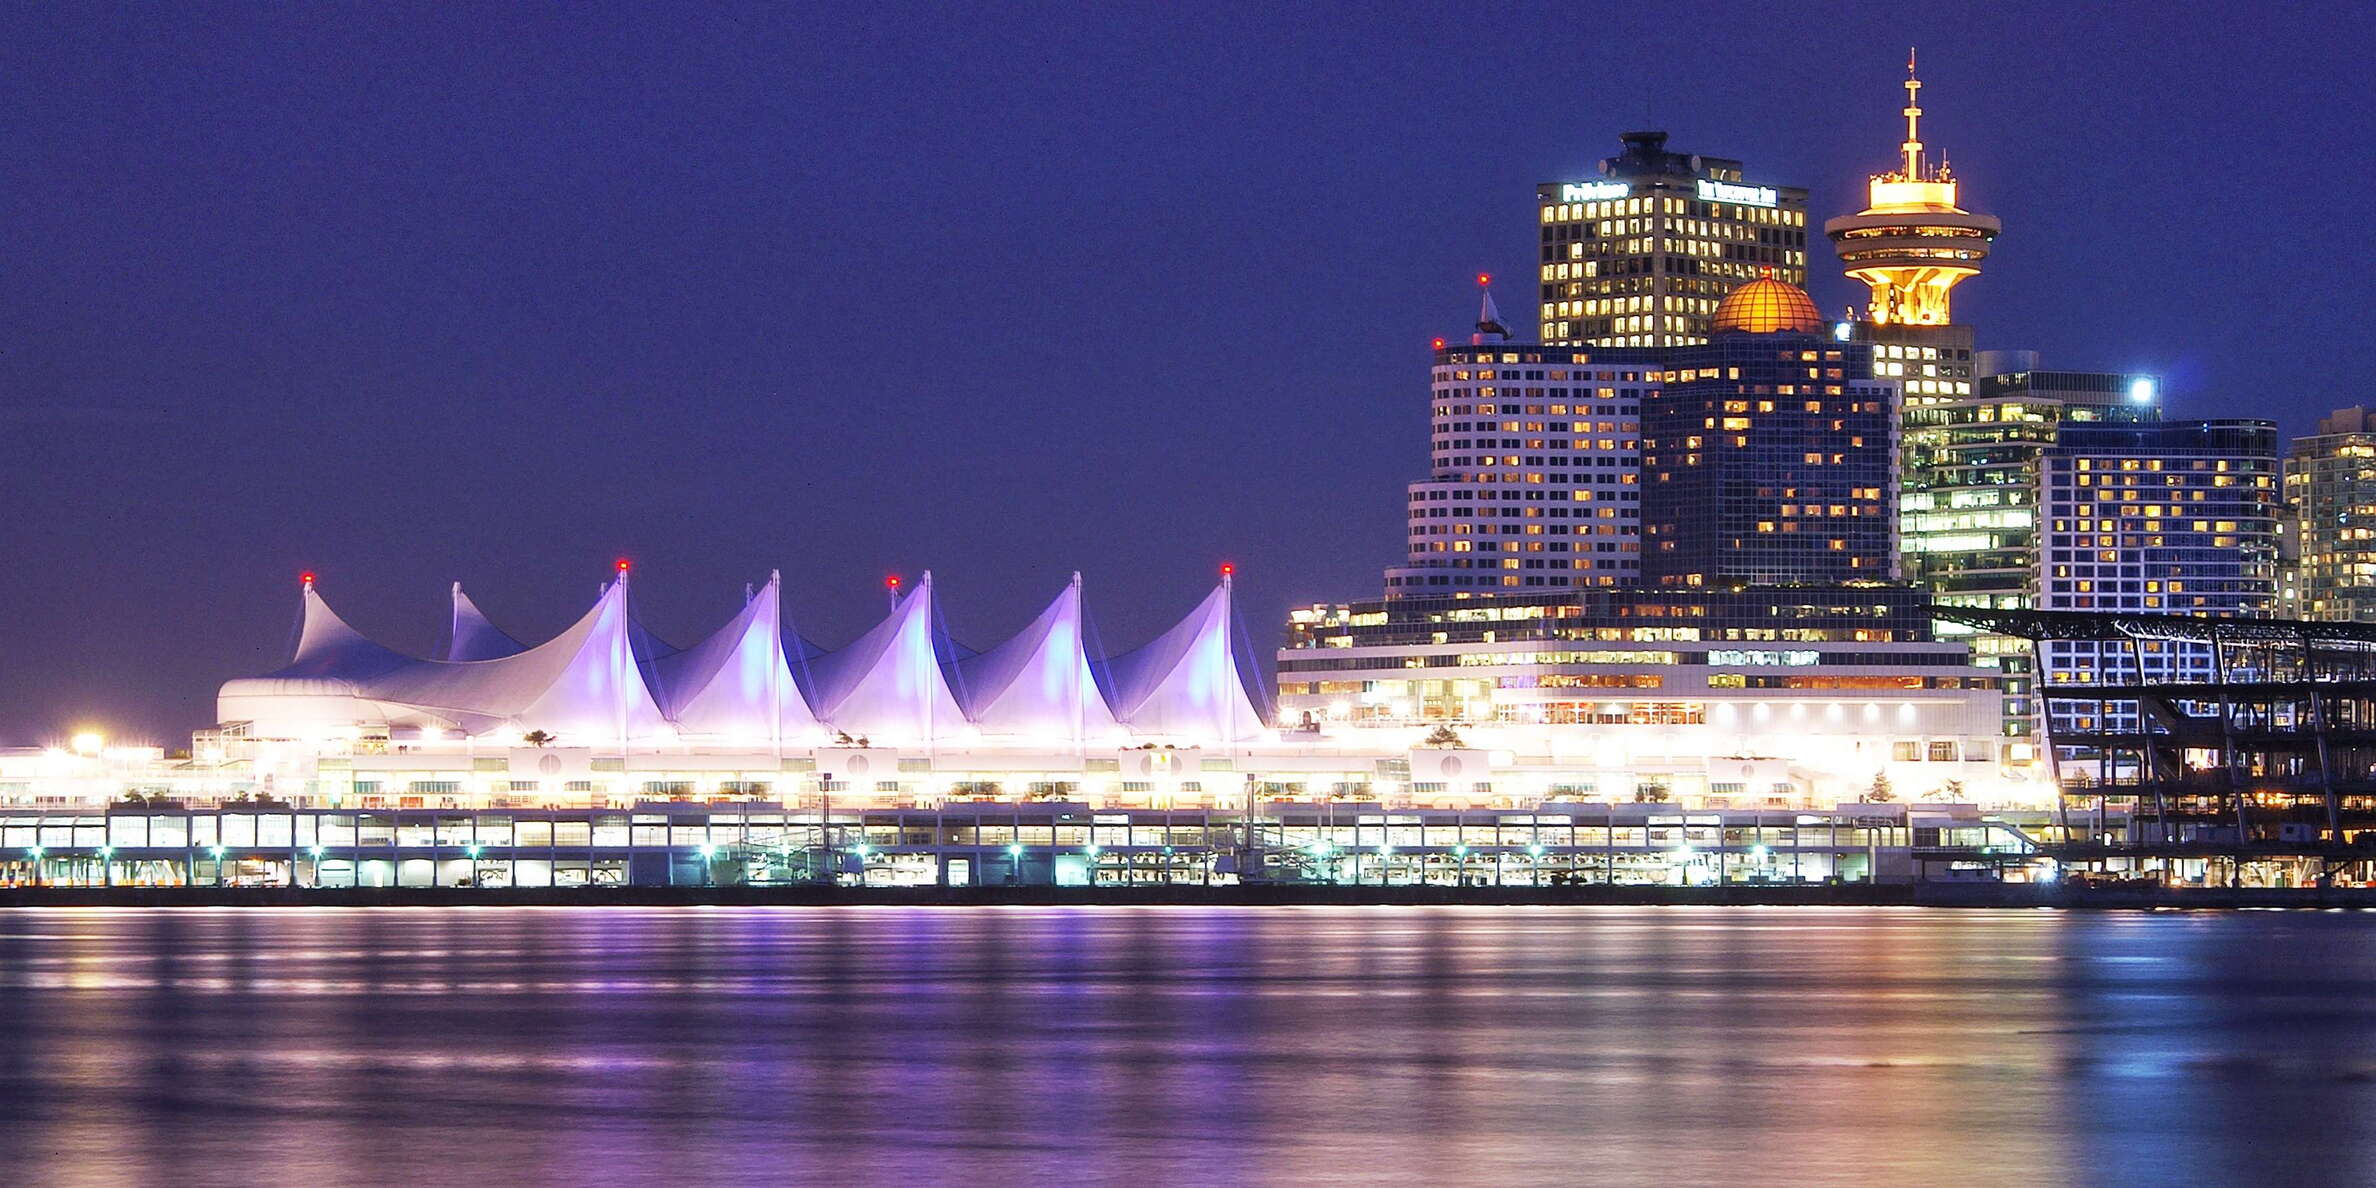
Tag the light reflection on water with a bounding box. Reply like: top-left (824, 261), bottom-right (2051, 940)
top-left (0, 906), bottom-right (2371, 1185)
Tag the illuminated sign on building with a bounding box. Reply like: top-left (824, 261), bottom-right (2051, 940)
top-left (1559, 181), bottom-right (1629, 203)
top-left (1696, 179), bottom-right (1778, 208)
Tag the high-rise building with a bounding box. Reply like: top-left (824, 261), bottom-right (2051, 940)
top-left (1639, 276), bottom-right (1901, 587)
top-left (1904, 359), bottom-right (2161, 752)
top-left (1390, 281), bottom-right (1657, 596)
top-left (2035, 420), bottom-right (2281, 719)
top-left (1394, 276), bottom-right (1903, 597)
top-left (2285, 407), bottom-right (2376, 621)
top-left (1907, 363), bottom-right (2163, 605)
top-left (1538, 131), bottom-right (1809, 348)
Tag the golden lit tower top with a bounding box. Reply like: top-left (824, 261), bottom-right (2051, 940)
top-left (1823, 50), bottom-right (2000, 326)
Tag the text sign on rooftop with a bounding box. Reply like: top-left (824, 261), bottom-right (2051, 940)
top-left (1559, 181), bottom-right (1629, 203)
top-left (1696, 179), bottom-right (1777, 208)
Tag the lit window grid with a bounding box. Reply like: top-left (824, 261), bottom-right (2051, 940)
top-left (1537, 191), bottom-right (1808, 348)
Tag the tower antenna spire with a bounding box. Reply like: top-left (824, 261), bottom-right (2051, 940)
top-left (1901, 46), bottom-right (1925, 180)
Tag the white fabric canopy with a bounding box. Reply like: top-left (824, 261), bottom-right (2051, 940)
top-left (1104, 577), bottom-right (1265, 741)
top-left (447, 582), bottom-right (525, 661)
top-left (802, 571), bottom-right (966, 743)
top-left (223, 569), bottom-right (1266, 747)
top-left (645, 571), bottom-right (821, 744)
top-left (952, 573), bottom-right (1119, 741)
top-left (228, 578), bottom-right (671, 743)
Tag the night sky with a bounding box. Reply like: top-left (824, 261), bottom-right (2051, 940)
top-left (3, 3), bottom-right (2371, 746)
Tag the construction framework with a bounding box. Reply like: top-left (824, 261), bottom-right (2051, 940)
top-left (1933, 607), bottom-right (2376, 885)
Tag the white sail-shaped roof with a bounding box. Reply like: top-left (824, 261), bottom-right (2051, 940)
top-left (952, 573), bottom-right (1119, 741)
top-left (365, 576), bottom-right (671, 742)
top-left (646, 571), bottom-right (821, 745)
top-left (222, 576), bottom-right (672, 744)
top-left (1104, 576), bottom-right (1265, 741)
top-left (803, 571), bottom-right (966, 743)
top-left (281, 579), bottom-right (416, 681)
top-left (447, 582), bottom-right (526, 661)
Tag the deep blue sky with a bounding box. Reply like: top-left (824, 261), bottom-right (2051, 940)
top-left (3, 2), bottom-right (2371, 746)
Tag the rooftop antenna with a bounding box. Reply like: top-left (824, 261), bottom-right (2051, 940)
top-left (1901, 47), bottom-right (1925, 180)
top-left (1472, 273), bottom-right (1510, 344)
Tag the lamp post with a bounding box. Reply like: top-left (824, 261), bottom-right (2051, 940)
top-left (209, 845), bottom-right (227, 888)
top-left (1242, 773), bottom-right (1260, 886)
top-left (818, 770), bottom-right (835, 886)
top-left (25, 845), bottom-right (43, 888)
top-left (97, 845), bottom-right (114, 888)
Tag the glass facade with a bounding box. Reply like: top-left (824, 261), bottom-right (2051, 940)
top-left (1902, 367), bottom-right (2160, 743)
top-left (0, 803), bottom-right (2050, 889)
top-left (1640, 334), bottom-right (1899, 586)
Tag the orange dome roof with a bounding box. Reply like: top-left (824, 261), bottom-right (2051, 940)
top-left (1712, 275), bottom-right (1824, 334)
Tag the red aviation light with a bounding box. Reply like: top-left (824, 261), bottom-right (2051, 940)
top-left (1476, 272), bottom-right (1492, 287)
top-left (615, 558), bottom-right (631, 574)
top-left (1431, 337), bottom-right (1446, 350)
top-left (299, 570), bottom-right (316, 587)
top-left (1220, 563), bottom-right (1236, 578)
top-left (886, 574), bottom-right (903, 592)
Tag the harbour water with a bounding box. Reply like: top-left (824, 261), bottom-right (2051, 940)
top-left (0, 906), bottom-right (2370, 1185)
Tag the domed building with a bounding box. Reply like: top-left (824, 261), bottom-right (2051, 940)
top-left (1711, 272), bottom-right (1825, 335)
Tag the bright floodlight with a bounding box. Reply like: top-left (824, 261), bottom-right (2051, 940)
top-left (2129, 377), bottom-right (2156, 402)
top-left (69, 731), bottom-right (103, 756)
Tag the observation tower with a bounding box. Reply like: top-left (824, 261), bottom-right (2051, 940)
top-left (1823, 51), bottom-right (1999, 326)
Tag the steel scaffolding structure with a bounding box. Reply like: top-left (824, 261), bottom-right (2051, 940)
top-left (1933, 606), bottom-right (2376, 885)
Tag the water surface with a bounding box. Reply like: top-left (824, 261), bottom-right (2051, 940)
top-left (0, 906), bottom-right (2369, 1185)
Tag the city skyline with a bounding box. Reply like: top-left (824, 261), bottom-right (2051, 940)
top-left (2, 3), bottom-right (2368, 743)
